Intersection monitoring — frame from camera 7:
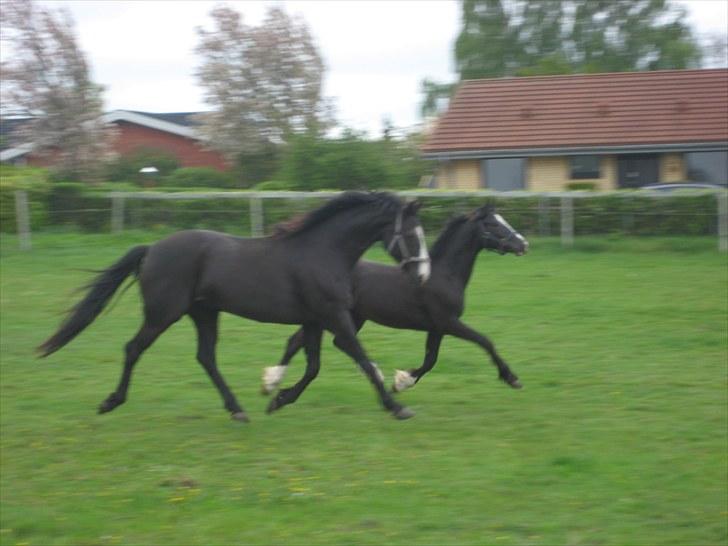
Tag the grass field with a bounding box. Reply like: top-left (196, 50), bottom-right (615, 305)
top-left (1, 232), bottom-right (726, 546)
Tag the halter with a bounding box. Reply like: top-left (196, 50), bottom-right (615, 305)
top-left (481, 229), bottom-right (522, 255)
top-left (387, 206), bottom-right (430, 268)
top-left (479, 214), bottom-right (527, 255)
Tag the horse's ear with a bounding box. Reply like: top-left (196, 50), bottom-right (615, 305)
top-left (405, 199), bottom-right (422, 213)
top-left (474, 202), bottom-right (494, 219)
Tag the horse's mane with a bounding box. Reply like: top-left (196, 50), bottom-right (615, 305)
top-left (430, 213), bottom-right (471, 259)
top-left (272, 191), bottom-right (401, 239)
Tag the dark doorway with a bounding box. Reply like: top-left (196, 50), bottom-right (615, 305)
top-left (617, 154), bottom-right (660, 188)
top-left (482, 158), bottom-right (526, 191)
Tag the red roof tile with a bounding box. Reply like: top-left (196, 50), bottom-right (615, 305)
top-left (421, 69), bottom-right (728, 154)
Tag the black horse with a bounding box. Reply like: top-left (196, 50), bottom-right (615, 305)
top-left (39, 192), bottom-right (431, 421)
top-left (262, 205), bottom-right (527, 397)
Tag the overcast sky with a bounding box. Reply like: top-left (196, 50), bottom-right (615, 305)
top-left (32, 0), bottom-right (728, 137)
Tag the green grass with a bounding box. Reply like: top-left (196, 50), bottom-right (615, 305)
top-left (1, 233), bottom-right (726, 546)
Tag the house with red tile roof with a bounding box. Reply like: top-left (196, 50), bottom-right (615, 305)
top-left (1, 110), bottom-right (230, 171)
top-left (421, 69), bottom-right (728, 191)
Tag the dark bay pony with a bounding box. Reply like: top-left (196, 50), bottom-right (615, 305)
top-left (39, 192), bottom-right (431, 421)
top-left (262, 205), bottom-right (527, 398)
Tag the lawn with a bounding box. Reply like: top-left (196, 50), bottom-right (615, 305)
top-left (1, 232), bottom-right (726, 546)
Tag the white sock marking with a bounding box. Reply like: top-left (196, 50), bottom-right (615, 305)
top-left (394, 369), bottom-right (417, 392)
top-left (262, 365), bottom-right (287, 393)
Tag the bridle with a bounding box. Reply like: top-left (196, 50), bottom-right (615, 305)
top-left (387, 206), bottom-right (430, 269)
top-left (478, 219), bottom-right (526, 255)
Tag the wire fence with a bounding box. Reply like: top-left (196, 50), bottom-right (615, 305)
top-left (9, 189), bottom-right (728, 252)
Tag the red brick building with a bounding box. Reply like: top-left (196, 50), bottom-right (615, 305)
top-left (1, 110), bottom-right (230, 171)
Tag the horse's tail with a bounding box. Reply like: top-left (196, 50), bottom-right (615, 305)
top-left (37, 245), bottom-right (149, 357)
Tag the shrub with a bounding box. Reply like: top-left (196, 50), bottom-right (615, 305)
top-left (46, 182), bottom-right (109, 231)
top-left (253, 180), bottom-right (298, 191)
top-left (277, 131), bottom-right (431, 191)
top-left (0, 167), bottom-right (51, 232)
top-left (160, 167), bottom-right (236, 189)
top-left (105, 147), bottom-right (180, 184)
top-left (566, 182), bottom-right (597, 191)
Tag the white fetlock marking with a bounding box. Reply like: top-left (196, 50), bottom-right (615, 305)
top-left (370, 362), bottom-right (385, 383)
top-left (394, 369), bottom-right (416, 392)
top-left (262, 366), bottom-right (287, 393)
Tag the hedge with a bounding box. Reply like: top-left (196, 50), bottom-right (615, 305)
top-left (0, 180), bottom-right (721, 237)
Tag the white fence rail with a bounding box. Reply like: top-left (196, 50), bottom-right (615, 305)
top-left (12, 189), bottom-right (728, 252)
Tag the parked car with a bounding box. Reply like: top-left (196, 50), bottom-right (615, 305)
top-left (639, 182), bottom-right (726, 192)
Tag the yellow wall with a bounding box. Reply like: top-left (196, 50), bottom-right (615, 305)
top-left (660, 153), bottom-right (686, 182)
top-left (434, 160), bottom-right (480, 190)
top-left (435, 153), bottom-right (683, 191)
top-left (528, 156), bottom-right (617, 191)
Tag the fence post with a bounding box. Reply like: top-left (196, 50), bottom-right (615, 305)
top-left (250, 196), bottom-right (264, 237)
top-left (538, 195), bottom-right (550, 236)
top-left (111, 194), bottom-right (125, 234)
top-left (718, 192), bottom-right (727, 253)
top-left (560, 195), bottom-right (574, 247)
top-left (14, 190), bottom-right (31, 250)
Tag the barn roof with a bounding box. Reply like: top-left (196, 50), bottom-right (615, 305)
top-left (421, 68), bottom-right (728, 158)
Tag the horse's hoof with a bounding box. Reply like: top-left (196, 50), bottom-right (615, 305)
top-left (98, 394), bottom-right (122, 414)
top-left (266, 398), bottom-right (281, 415)
top-left (231, 411), bottom-right (250, 423)
top-left (260, 385), bottom-right (272, 396)
top-left (393, 407), bottom-right (415, 420)
top-left (509, 379), bottom-right (523, 389)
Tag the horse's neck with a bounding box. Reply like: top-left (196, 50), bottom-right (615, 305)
top-left (307, 210), bottom-right (386, 268)
top-left (434, 223), bottom-right (481, 286)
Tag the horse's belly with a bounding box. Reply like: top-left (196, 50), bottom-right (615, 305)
top-left (199, 272), bottom-right (305, 324)
top-left (213, 288), bottom-right (305, 324)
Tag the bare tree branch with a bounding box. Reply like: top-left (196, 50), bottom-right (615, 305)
top-left (1, 0), bottom-right (113, 180)
top-left (195, 5), bottom-right (327, 159)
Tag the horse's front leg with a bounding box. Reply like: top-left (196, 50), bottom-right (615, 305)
top-left (392, 331), bottom-right (442, 393)
top-left (266, 324), bottom-right (323, 414)
top-left (327, 310), bottom-right (414, 420)
top-left (444, 318), bottom-right (522, 389)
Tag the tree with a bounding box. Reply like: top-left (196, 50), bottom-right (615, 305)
top-left (421, 0), bottom-right (704, 115)
top-left (277, 129), bottom-right (432, 191)
top-left (195, 5), bottom-right (327, 164)
top-left (1, 0), bottom-right (111, 180)
top-left (456, 0), bottom-right (702, 78)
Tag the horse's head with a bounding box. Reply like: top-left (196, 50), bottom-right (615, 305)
top-left (382, 199), bottom-right (431, 284)
top-left (473, 205), bottom-right (529, 256)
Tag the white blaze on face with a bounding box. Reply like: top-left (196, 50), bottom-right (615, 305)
top-left (494, 213), bottom-right (528, 247)
top-left (262, 365), bottom-right (287, 393)
top-left (414, 225), bottom-right (431, 283)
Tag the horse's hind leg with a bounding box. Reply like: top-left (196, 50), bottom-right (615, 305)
top-left (189, 304), bottom-right (249, 422)
top-left (267, 324), bottom-right (323, 414)
top-left (261, 328), bottom-right (305, 395)
top-left (444, 318), bottom-right (522, 389)
top-left (393, 332), bottom-right (442, 392)
top-left (98, 320), bottom-right (168, 414)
